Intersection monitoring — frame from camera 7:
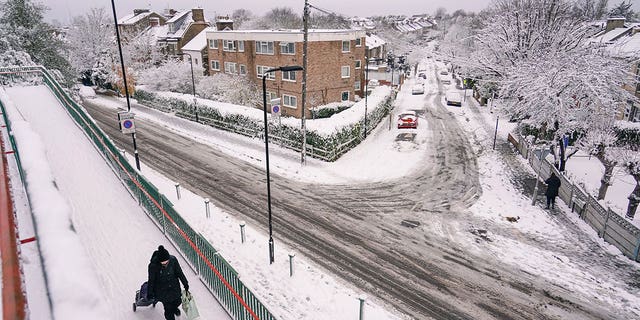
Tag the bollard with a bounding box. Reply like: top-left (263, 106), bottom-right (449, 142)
top-left (288, 252), bottom-right (295, 277)
top-left (175, 183), bottom-right (181, 200)
top-left (240, 221), bottom-right (246, 244)
top-left (204, 198), bottom-right (210, 218)
top-left (358, 295), bottom-right (366, 320)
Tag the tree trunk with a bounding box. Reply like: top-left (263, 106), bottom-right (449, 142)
top-left (626, 176), bottom-right (640, 220)
top-left (558, 137), bottom-right (567, 172)
top-left (597, 160), bottom-right (615, 200)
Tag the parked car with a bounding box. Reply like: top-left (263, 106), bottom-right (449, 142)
top-left (439, 70), bottom-right (449, 75)
top-left (411, 85), bottom-right (424, 95)
top-left (445, 92), bottom-right (462, 106)
top-left (397, 111), bottom-right (418, 129)
top-left (418, 72), bottom-right (426, 79)
top-left (440, 76), bottom-right (452, 85)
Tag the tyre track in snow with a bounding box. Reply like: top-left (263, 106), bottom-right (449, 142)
top-left (83, 98), bottom-right (623, 319)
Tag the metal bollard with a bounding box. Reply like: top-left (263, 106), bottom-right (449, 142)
top-left (204, 198), bottom-right (210, 218)
top-left (240, 221), bottom-right (246, 244)
top-left (358, 295), bottom-right (366, 320)
top-left (288, 252), bottom-right (295, 277)
top-left (175, 183), bottom-right (181, 200)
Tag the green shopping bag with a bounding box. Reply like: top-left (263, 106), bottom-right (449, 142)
top-left (181, 290), bottom-right (200, 320)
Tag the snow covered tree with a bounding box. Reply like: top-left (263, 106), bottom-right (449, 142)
top-left (578, 115), bottom-right (618, 200)
top-left (310, 12), bottom-right (350, 29)
top-left (256, 7), bottom-right (302, 29)
top-left (573, 0), bottom-right (609, 20)
top-left (0, 22), bottom-right (33, 66)
top-left (610, 1), bottom-right (637, 21)
top-left (231, 9), bottom-right (253, 29)
top-left (137, 59), bottom-right (199, 94)
top-left (0, 0), bottom-right (70, 77)
top-left (66, 8), bottom-right (115, 85)
top-left (123, 31), bottom-right (164, 71)
top-left (608, 147), bottom-right (640, 219)
top-left (198, 74), bottom-right (260, 106)
top-left (465, 0), bottom-right (635, 171)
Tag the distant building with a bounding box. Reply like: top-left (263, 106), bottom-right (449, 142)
top-left (155, 8), bottom-right (210, 55)
top-left (590, 17), bottom-right (640, 122)
top-left (117, 9), bottom-right (167, 38)
top-left (206, 29), bottom-right (366, 118)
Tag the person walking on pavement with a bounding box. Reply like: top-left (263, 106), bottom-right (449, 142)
top-left (148, 245), bottom-right (189, 320)
top-left (545, 173), bottom-right (561, 209)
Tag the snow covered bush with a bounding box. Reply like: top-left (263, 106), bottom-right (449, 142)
top-left (198, 73), bottom-right (261, 106)
top-left (138, 59), bottom-right (199, 94)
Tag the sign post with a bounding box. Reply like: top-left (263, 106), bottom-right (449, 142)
top-left (119, 112), bottom-right (140, 170)
top-left (271, 98), bottom-right (282, 127)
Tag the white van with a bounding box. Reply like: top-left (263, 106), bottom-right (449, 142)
top-left (445, 92), bottom-right (462, 106)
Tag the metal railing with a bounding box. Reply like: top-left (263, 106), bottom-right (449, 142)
top-left (1, 66), bottom-right (276, 320)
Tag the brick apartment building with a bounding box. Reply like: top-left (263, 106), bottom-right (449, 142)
top-left (206, 29), bottom-right (366, 118)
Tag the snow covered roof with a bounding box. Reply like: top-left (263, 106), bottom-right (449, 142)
top-left (181, 27), bottom-right (215, 51)
top-left (206, 29), bottom-right (366, 42)
top-left (118, 10), bottom-right (159, 25)
top-left (606, 30), bottom-right (640, 58)
top-left (366, 34), bottom-right (386, 48)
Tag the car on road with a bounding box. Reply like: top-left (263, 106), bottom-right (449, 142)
top-left (440, 76), bottom-right (452, 85)
top-left (417, 72), bottom-right (426, 79)
top-left (446, 92), bottom-right (462, 106)
top-left (412, 85), bottom-right (424, 95)
top-left (439, 70), bottom-right (449, 76)
top-left (397, 111), bottom-right (418, 129)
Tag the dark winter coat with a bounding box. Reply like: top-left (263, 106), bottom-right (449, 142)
top-left (148, 252), bottom-right (189, 303)
top-left (545, 174), bottom-right (561, 197)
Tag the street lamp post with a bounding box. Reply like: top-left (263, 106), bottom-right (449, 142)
top-left (262, 65), bottom-right (303, 264)
top-left (178, 52), bottom-right (199, 122)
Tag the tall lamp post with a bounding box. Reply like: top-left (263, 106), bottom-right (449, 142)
top-left (262, 65), bottom-right (304, 264)
top-left (178, 52), bottom-right (199, 122)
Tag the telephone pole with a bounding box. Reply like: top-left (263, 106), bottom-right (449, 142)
top-left (300, 0), bottom-right (310, 165)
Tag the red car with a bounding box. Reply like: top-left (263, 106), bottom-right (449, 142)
top-left (397, 111), bottom-right (418, 129)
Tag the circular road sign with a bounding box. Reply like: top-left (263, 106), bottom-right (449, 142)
top-left (123, 119), bottom-right (134, 129)
top-left (272, 105), bottom-right (280, 113)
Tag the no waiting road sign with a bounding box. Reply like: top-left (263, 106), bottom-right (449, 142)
top-left (119, 113), bottom-right (136, 134)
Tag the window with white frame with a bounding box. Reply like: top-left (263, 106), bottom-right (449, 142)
top-left (280, 42), bottom-right (295, 54)
top-left (238, 40), bottom-right (245, 52)
top-left (355, 60), bottom-right (361, 69)
top-left (256, 41), bottom-right (274, 54)
top-left (354, 81), bottom-right (361, 90)
top-left (341, 91), bottom-right (349, 101)
top-left (208, 39), bottom-right (218, 49)
top-left (224, 62), bottom-right (237, 74)
top-left (282, 70), bottom-right (297, 81)
top-left (283, 94), bottom-right (297, 108)
top-left (341, 66), bottom-right (350, 78)
top-left (355, 38), bottom-right (362, 47)
top-left (257, 65), bottom-right (275, 79)
top-left (211, 60), bottom-right (220, 70)
top-left (223, 40), bottom-right (236, 51)
top-left (266, 92), bottom-right (277, 105)
top-left (342, 40), bottom-right (350, 52)
top-left (239, 64), bottom-right (247, 75)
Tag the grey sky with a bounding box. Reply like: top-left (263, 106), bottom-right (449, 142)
top-left (40, 0), bottom-right (640, 24)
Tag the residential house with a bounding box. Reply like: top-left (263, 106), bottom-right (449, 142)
top-left (155, 8), bottom-right (211, 55)
top-left (117, 9), bottom-right (167, 39)
top-left (206, 29), bottom-right (366, 118)
top-left (365, 34), bottom-right (387, 62)
top-left (181, 17), bottom-right (235, 76)
top-left (591, 17), bottom-right (640, 122)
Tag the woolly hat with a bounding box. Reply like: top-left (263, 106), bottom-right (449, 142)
top-left (157, 245), bottom-right (170, 262)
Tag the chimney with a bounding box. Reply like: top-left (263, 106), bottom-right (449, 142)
top-left (149, 17), bottom-right (160, 27)
top-left (605, 17), bottom-right (626, 32)
top-left (192, 8), bottom-right (204, 22)
top-left (133, 9), bottom-right (149, 16)
top-left (215, 15), bottom-right (234, 31)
